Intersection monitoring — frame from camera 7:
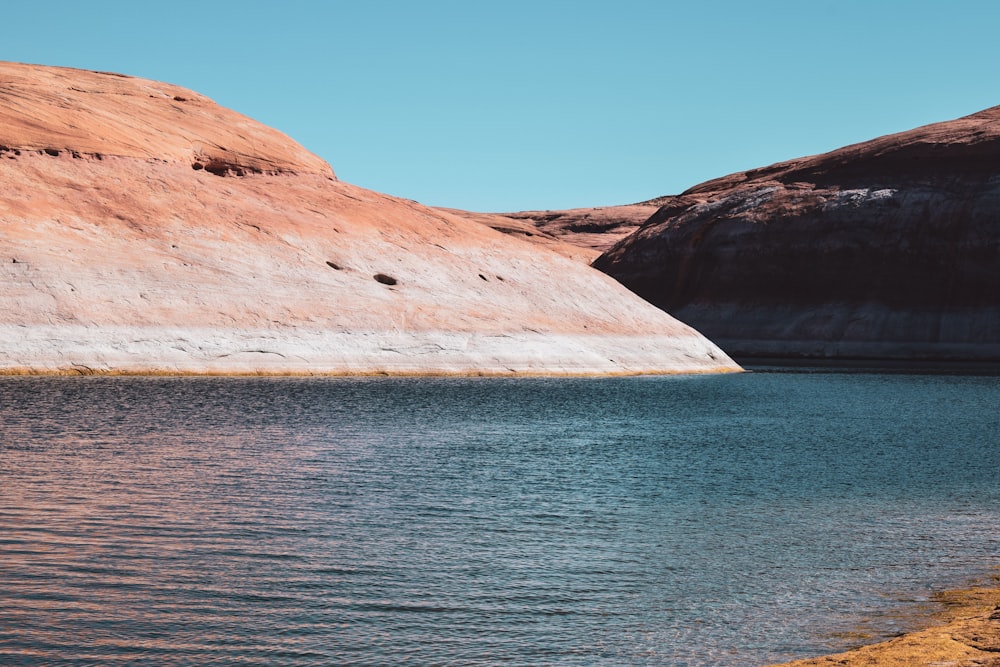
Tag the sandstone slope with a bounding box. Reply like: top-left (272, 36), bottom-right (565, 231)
top-left (593, 108), bottom-right (1000, 361)
top-left (0, 62), bottom-right (737, 375)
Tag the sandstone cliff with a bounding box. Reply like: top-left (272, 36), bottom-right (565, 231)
top-left (593, 107), bottom-right (1000, 361)
top-left (0, 62), bottom-right (737, 375)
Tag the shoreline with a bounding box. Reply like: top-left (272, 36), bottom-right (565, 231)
top-left (740, 357), bottom-right (1000, 375)
top-left (766, 578), bottom-right (1000, 667)
top-left (0, 326), bottom-right (740, 377)
top-left (0, 366), bottom-right (742, 378)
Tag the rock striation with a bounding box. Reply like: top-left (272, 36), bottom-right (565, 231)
top-left (0, 62), bottom-right (737, 375)
top-left (593, 107), bottom-right (1000, 361)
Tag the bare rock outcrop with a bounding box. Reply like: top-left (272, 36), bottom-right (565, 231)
top-left (0, 62), bottom-right (737, 375)
top-left (593, 107), bottom-right (1000, 361)
top-left (0, 61), bottom-right (332, 177)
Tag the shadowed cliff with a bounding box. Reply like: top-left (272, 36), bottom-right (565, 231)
top-left (592, 106), bottom-right (1000, 361)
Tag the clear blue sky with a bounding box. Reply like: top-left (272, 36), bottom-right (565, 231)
top-left (6, 1), bottom-right (1000, 211)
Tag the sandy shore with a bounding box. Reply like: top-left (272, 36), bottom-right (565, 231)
top-left (767, 580), bottom-right (1000, 667)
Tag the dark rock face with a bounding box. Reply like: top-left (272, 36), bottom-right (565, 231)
top-left (594, 107), bottom-right (1000, 361)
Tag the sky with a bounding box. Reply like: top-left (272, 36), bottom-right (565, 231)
top-left (5, 1), bottom-right (1000, 212)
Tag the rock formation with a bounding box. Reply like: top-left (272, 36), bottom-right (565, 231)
top-left (0, 62), bottom-right (331, 177)
top-left (593, 107), bottom-right (1000, 361)
top-left (434, 207), bottom-right (600, 263)
top-left (0, 61), bottom-right (737, 375)
top-left (449, 201), bottom-right (665, 264)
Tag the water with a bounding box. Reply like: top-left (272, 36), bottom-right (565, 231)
top-left (0, 372), bottom-right (998, 665)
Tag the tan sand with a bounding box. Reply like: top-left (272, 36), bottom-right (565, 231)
top-left (767, 579), bottom-right (1000, 667)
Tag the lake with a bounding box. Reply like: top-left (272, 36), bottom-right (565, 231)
top-left (0, 371), bottom-right (998, 665)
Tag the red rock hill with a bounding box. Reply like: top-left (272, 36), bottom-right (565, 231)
top-left (0, 62), bottom-right (331, 177)
top-left (0, 62), bottom-right (736, 375)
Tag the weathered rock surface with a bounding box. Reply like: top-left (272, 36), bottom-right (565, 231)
top-left (0, 62), bottom-right (737, 375)
top-left (594, 107), bottom-right (1000, 361)
top-left (0, 61), bottom-right (332, 177)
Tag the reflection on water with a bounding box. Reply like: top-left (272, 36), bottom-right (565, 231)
top-left (0, 374), bottom-right (998, 665)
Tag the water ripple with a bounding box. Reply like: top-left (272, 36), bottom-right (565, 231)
top-left (0, 374), bottom-right (998, 664)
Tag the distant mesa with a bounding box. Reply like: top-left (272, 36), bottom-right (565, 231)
top-left (584, 106), bottom-right (1000, 362)
top-left (447, 205), bottom-right (661, 263)
top-left (0, 61), bottom-right (736, 375)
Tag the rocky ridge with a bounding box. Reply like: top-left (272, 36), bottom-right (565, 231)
top-left (0, 62), bottom-right (737, 375)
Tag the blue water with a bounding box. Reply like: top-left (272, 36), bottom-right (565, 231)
top-left (0, 372), bottom-right (998, 665)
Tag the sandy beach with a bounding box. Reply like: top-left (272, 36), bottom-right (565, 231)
top-left (768, 579), bottom-right (1000, 667)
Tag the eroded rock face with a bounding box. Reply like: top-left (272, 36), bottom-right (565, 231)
top-left (594, 107), bottom-right (1000, 361)
top-left (0, 61), bottom-right (737, 375)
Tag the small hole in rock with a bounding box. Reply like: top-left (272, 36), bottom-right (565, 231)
top-left (173, 96), bottom-right (188, 102)
top-left (373, 273), bottom-right (397, 286)
top-left (478, 274), bottom-right (488, 281)
top-left (192, 162), bottom-right (204, 171)
top-left (44, 148), bottom-right (60, 157)
top-left (496, 275), bottom-right (504, 281)
top-left (326, 261), bottom-right (342, 270)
